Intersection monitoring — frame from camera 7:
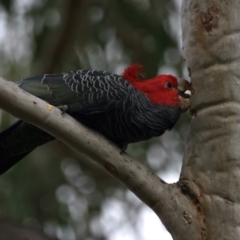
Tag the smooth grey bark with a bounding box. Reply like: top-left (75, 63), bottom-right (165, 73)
top-left (181, 0), bottom-right (240, 239)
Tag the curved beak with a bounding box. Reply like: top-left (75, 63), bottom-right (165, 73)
top-left (177, 78), bottom-right (194, 112)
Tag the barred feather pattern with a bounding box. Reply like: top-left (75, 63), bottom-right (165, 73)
top-left (0, 69), bottom-right (181, 174)
top-left (19, 69), bottom-right (181, 146)
top-left (31, 69), bottom-right (181, 146)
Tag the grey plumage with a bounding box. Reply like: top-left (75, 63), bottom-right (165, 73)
top-left (0, 69), bottom-right (181, 174)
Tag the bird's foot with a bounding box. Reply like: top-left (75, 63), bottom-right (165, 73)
top-left (120, 145), bottom-right (127, 154)
top-left (57, 105), bottom-right (69, 115)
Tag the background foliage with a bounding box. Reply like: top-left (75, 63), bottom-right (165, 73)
top-left (0, 0), bottom-right (188, 239)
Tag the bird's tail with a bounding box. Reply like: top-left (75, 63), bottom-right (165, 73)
top-left (0, 120), bottom-right (54, 174)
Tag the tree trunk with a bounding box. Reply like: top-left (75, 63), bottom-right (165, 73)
top-left (181, 0), bottom-right (240, 239)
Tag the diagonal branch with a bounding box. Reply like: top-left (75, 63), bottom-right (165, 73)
top-left (0, 77), bottom-right (200, 239)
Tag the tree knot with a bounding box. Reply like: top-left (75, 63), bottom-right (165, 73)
top-left (177, 177), bottom-right (200, 204)
top-left (201, 6), bottom-right (220, 33)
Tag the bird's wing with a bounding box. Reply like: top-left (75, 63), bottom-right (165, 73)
top-left (18, 70), bottom-right (133, 114)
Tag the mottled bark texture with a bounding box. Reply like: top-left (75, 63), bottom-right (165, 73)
top-left (181, 0), bottom-right (240, 239)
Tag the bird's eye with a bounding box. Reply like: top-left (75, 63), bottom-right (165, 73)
top-left (165, 82), bottom-right (172, 88)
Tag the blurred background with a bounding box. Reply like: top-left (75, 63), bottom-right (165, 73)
top-left (0, 0), bottom-right (190, 239)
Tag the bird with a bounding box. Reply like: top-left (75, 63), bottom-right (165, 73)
top-left (0, 64), bottom-right (192, 174)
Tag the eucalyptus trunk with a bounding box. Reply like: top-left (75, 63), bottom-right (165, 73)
top-left (179, 0), bottom-right (240, 239)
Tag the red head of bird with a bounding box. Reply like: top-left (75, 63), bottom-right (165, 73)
top-left (122, 64), bottom-right (192, 111)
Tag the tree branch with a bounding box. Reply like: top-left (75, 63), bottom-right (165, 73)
top-left (0, 77), bottom-right (200, 239)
